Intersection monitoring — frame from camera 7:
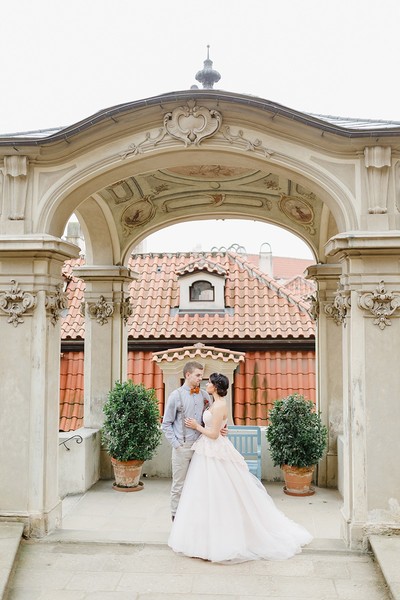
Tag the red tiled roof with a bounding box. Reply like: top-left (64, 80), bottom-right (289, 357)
top-left (247, 254), bottom-right (314, 280)
top-left (59, 351), bottom-right (84, 431)
top-left (127, 252), bottom-right (314, 340)
top-left (59, 347), bottom-right (316, 430)
top-left (233, 350), bottom-right (316, 425)
top-left (61, 253), bottom-right (314, 341)
top-left (284, 275), bottom-right (316, 301)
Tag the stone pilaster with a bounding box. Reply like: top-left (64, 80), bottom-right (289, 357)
top-left (305, 263), bottom-right (342, 489)
top-left (73, 266), bottom-right (137, 429)
top-left (326, 232), bottom-right (400, 548)
top-left (0, 236), bottom-right (79, 536)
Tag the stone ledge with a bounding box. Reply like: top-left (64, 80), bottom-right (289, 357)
top-left (0, 522), bottom-right (24, 600)
top-left (370, 534), bottom-right (400, 600)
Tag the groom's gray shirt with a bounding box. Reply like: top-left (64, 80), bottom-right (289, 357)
top-left (161, 384), bottom-right (211, 449)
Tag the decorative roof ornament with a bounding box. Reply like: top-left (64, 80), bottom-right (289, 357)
top-left (195, 45), bottom-right (221, 90)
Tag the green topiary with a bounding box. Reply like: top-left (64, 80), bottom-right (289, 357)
top-left (266, 394), bottom-right (327, 468)
top-left (102, 380), bottom-right (162, 462)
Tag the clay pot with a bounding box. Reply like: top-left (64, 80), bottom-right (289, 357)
top-left (111, 458), bottom-right (144, 491)
top-left (281, 464), bottom-right (315, 496)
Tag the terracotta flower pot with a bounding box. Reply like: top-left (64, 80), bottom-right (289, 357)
top-left (282, 464), bottom-right (315, 496)
top-left (111, 458), bottom-right (144, 491)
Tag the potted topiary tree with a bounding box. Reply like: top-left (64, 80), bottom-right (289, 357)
top-left (266, 393), bottom-right (327, 496)
top-left (102, 380), bottom-right (162, 492)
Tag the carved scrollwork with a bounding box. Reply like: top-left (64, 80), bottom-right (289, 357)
top-left (45, 284), bottom-right (68, 326)
top-left (221, 126), bottom-right (273, 157)
top-left (358, 280), bottom-right (400, 330)
top-left (304, 292), bottom-right (319, 321)
top-left (121, 100), bottom-right (222, 158)
top-left (324, 287), bottom-right (351, 326)
top-left (164, 99), bottom-right (222, 146)
top-left (86, 295), bottom-right (114, 325)
top-left (120, 296), bottom-right (133, 325)
top-left (0, 279), bottom-right (36, 327)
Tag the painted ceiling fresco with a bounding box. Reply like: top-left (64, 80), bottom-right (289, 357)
top-left (94, 166), bottom-right (323, 245)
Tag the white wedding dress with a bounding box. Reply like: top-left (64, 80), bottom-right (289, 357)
top-left (168, 410), bottom-right (313, 563)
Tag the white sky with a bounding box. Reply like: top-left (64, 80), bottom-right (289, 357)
top-left (2, 0), bottom-right (399, 258)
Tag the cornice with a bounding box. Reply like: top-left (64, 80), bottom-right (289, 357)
top-left (1, 90), bottom-right (400, 154)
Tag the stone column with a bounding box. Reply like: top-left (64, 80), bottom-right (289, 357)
top-left (306, 264), bottom-right (343, 489)
top-left (326, 232), bottom-right (400, 549)
top-left (0, 237), bottom-right (79, 537)
top-left (73, 266), bottom-right (137, 429)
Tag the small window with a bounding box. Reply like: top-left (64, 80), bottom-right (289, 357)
top-left (190, 280), bottom-right (215, 302)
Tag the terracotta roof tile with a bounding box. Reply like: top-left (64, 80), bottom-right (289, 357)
top-left (59, 351), bottom-right (84, 431)
top-left (59, 347), bottom-right (315, 430)
top-left (61, 252), bottom-right (315, 341)
top-left (233, 350), bottom-right (316, 425)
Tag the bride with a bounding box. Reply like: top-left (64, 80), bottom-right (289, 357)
top-left (168, 372), bottom-right (313, 563)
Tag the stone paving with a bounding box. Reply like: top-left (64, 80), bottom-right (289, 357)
top-left (5, 540), bottom-right (391, 599)
top-left (2, 479), bottom-right (395, 599)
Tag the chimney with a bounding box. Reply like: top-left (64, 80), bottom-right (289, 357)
top-left (259, 242), bottom-right (273, 277)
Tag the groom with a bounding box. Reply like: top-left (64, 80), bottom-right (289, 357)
top-left (162, 361), bottom-right (212, 521)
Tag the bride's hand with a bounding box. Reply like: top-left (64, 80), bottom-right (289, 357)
top-left (185, 417), bottom-right (198, 430)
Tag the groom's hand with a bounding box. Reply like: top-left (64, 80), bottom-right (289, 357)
top-left (220, 423), bottom-right (228, 437)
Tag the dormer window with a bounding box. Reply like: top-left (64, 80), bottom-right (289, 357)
top-left (175, 257), bottom-right (228, 314)
top-left (190, 280), bottom-right (215, 302)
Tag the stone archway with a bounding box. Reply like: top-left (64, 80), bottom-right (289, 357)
top-left (1, 90), bottom-right (400, 548)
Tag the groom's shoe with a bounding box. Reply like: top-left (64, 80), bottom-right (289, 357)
top-left (171, 515), bottom-right (175, 522)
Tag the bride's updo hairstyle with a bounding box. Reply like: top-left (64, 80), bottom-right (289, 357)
top-left (209, 373), bottom-right (229, 397)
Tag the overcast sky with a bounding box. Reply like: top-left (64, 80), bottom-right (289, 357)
top-left (2, 0), bottom-right (399, 258)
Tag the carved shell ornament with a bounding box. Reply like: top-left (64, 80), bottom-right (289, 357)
top-left (164, 99), bottom-right (222, 146)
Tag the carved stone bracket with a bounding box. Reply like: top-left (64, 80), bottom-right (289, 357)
top-left (121, 100), bottom-right (222, 158)
top-left (364, 146), bottom-right (391, 214)
top-left (85, 296), bottom-right (114, 325)
top-left (45, 284), bottom-right (68, 326)
top-left (358, 280), bottom-right (400, 330)
top-left (120, 296), bottom-right (133, 325)
top-left (0, 279), bottom-right (36, 327)
top-left (3, 156), bottom-right (29, 220)
top-left (324, 287), bottom-right (351, 326)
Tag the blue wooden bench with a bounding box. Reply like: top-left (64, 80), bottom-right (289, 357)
top-left (227, 425), bottom-right (262, 479)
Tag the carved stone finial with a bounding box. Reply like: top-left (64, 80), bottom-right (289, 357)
top-left (86, 295), bottom-right (114, 325)
top-left (195, 45), bottom-right (221, 89)
top-left (358, 280), bottom-right (400, 329)
top-left (0, 279), bottom-right (36, 327)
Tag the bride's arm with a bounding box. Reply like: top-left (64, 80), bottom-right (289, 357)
top-left (185, 404), bottom-right (225, 440)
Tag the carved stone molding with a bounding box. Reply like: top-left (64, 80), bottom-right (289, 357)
top-left (121, 100), bottom-right (222, 158)
top-left (220, 126), bottom-right (274, 157)
top-left (324, 287), bottom-right (351, 326)
top-left (0, 279), bottom-right (36, 327)
top-left (164, 100), bottom-right (222, 146)
top-left (45, 284), bottom-right (68, 326)
top-left (364, 146), bottom-right (391, 214)
top-left (3, 156), bottom-right (28, 220)
top-left (120, 296), bottom-right (133, 325)
top-left (85, 296), bottom-right (114, 325)
top-left (358, 280), bottom-right (400, 330)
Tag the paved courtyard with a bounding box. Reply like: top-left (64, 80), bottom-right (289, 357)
top-left (3, 479), bottom-right (392, 599)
